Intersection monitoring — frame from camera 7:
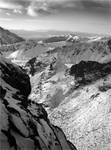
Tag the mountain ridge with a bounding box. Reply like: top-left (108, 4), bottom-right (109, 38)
top-left (0, 26), bottom-right (24, 46)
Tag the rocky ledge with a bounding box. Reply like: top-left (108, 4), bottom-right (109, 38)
top-left (0, 56), bottom-right (77, 150)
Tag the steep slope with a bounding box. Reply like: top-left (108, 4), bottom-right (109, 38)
top-left (49, 61), bottom-right (111, 150)
top-left (26, 54), bottom-right (111, 150)
top-left (0, 57), bottom-right (77, 150)
top-left (0, 26), bottom-right (24, 46)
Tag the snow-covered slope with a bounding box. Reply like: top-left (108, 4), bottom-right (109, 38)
top-left (27, 57), bottom-right (111, 150)
top-left (66, 35), bottom-right (79, 42)
top-left (0, 56), bottom-right (77, 150)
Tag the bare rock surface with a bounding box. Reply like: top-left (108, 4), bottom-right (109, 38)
top-left (0, 56), bottom-right (77, 150)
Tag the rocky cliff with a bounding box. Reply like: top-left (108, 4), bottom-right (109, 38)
top-left (0, 56), bottom-right (77, 150)
top-left (70, 60), bottom-right (111, 85)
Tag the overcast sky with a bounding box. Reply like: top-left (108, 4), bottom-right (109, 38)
top-left (0, 0), bottom-right (111, 34)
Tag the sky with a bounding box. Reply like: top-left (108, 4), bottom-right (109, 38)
top-left (0, 0), bottom-right (111, 35)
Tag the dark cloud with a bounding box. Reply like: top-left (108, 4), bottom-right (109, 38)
top-left (31, 0), bottom-right (111, 17)
top-left (79, 0), bottom-right (111, 14)
top-left (48, 0), bottom-right (111, 15)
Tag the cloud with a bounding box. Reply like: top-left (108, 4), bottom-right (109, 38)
top-left (27, 0), bottom-right (49, 17)
top-left (27, 5), bottom-right (37, 16)
top-left (26, 0), bottom-right (111, 17)
top-left (0, 0), bottom-right (110, 17)
top-left (0, 1), bottom-right (22, 9)
top-left (6, 12), bottom-right (11, 16)
top-left (13, 9), bottom-right (22, 14)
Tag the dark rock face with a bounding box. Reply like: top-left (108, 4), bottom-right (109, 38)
top-left (70, 60), bottom-right (111, 85)
top-left (0, 57), bottom-right (77, 150)
top-left (25, 57), bottom-right (44, 76)
top-left (0, 26), bottom-right (24, 45)
top-left (0, 58), bottom-right (31, 97)
top-left (25, 56), bottom-right (57, 76)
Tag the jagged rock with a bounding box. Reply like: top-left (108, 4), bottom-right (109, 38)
top-left (25, 55), bottom-right (57, 76)
top-left (0, 56), bottom-right (77, 150)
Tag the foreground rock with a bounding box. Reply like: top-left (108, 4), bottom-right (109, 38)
top-left (0, 57), bottom-right (77, 150)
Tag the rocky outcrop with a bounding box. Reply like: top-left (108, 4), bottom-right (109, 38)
top-left (25, 55), bottom-right (57, 76)
top-left (70, 60), bottom-right (111, 86)
top-left (25, 57), bottom-right (48, 76)
top-left (0, 57), bottom-right (77, 150)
